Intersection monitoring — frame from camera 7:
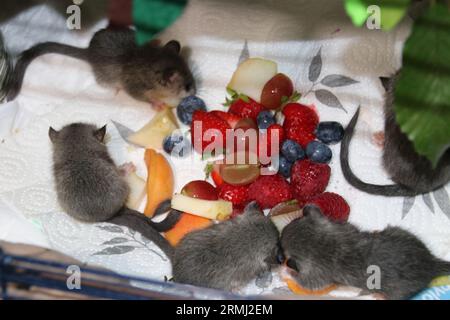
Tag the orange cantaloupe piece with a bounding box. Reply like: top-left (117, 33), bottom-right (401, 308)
top-left (282, 273), bottom-right (336, 296)
top-left (144, 149), bottom-right (174, 217)
top-left (165, 212), bottom-right (213, 246)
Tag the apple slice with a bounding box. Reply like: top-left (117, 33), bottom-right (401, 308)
top-left (227, 58), bottom-right (277, 102)
top-left (269, 201), bottom-right (303, 232)
top-left (125, 170), bottom-right (147, 210)
top-left (128, 108), bottom-right (179, 149)
top-left (171, 194), bottom-right (232, 220)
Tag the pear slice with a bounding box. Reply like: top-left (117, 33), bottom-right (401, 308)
top-left (128, 108), bottom-right (179, 149)
top-left (227, 58), bottom-right (278, 102)
top-left (171, 194), bottom-right (232, 221)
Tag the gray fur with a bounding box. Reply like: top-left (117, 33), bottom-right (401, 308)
top-left (7, 28), bottom-right (195, 104)
top-left (49, 122), bottom-right (176, 258)
top-left (281, 205), bottom-right (450, 300)
top-left (172, 202), bottom-right (281, 291)
top-left (340, 73), bottom-right (450, 196)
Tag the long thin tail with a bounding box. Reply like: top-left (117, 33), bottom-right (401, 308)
top-left (7, 42), bottom-right (88, 101)
top-left (340, 106), bottom-right (418, 197)
top-left (108, 207), bottom-right (180, 259)
top-left (434, 259), bottom-right (450, 276)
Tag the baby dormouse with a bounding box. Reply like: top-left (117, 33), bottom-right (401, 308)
top-left (281, 205), bottom-right (450, 300)
top-left (340, 74), bottom-right (450, 196)
top-left (8, 27), bottom-right (195, 108)
top-left (49, 122), bottom-right (177, 258)
top-left (172, 202), bottom-right (282, 291)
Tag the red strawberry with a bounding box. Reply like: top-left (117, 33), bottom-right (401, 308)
top-left (258, 124), bottom-right (285, 158)
top-left (247, 174), bottom-right (292, 209)
top-left (282, 103), bottom-right (319, 148)
top-left (229, 98), bottom-right (265, 121)
top-left (307, 192), bottom-right (350, 222)
top-left (210, 110), bottom-right (241, 128)
top-left (290, 160), bottom-right (331, 205)
top-left (191, 110), bottom-right (231, 154)
top-left (218, 183), bottom-right (249, 208)
top-left (284, 125), bottom-right (316, 149)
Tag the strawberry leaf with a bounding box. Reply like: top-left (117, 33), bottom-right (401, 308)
top-left (204, 162), bottom-right (213, 179)
top-left (239, 94), bottom-right (250, 103)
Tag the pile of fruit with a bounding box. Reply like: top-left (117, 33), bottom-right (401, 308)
top-left (123, 57), bottom-right (351, 295)
top-left (165, 58), bottom-right (349, 223)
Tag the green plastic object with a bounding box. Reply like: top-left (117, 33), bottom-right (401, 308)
top-left (133, 0), bottom-right (188, 45)
top-left (394, 2), bottom-right (450, 167)
top-left (344, 0), bottom-right (411, 31)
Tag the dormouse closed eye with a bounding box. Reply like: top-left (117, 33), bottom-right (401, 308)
top-left (286, 258), bottom-right (299, 272)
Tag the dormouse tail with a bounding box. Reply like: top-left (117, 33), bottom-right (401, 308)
top-left (340, 106), bottom-right (418, 197)
top-left (7, 42), bottom-right (88, 101)
top-left (434, 259), bottom-right (450, 276)
top-left (109, 207), bottom-right (181, 259)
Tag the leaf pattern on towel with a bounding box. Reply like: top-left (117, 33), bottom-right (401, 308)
top-left (238, 39), bottom-right (250, 66)
top-left (101, 237), bottom-right (129, 245)
top-left (308, 48), bottom-right (322, 82)
top-left (321, 74), bottom-right (359, 87)
top-left (402, 196), bottom-right (415, 219)
top-left (433, 188), bottom-right (450, 218)
top-left (94, 245), bottom-right (136, 256)
top-left (402, 187), bottom-right (450, 219)
top-left (94, 225), bottom-right (167, 260)
top-left (304, 47), bottom-right (357, 113)
top-left (97, 225), bottom-right (124, 233)
top-left (422, 193), bottom-right (435, 213)
top-left (314, 89), bottom-right (347, 112)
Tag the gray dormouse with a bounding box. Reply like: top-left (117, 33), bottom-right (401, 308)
top-left (281, 205), bottom-right (450, 300)
top-left (340, 74), bottom-right (450, 196)
top-left (7, 27), bottom-right (195, 108)
top-left (172, 202), bottom-right (282, 291)
top-left (49, 122), bottom-right (178, 258)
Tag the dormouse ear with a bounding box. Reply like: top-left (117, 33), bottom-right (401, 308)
top-left (94, 125), bottom-right (107, 142)
top-left (48, 127), bottom-right (59, 143)
top-left (379, 76), bottom-right (391, 92)
top-left (243, 201), bottom-right (262, 216)
top-left (303, 205), bottom-right (324, 219)
top-left (164, 40), bottom-right (181, 54)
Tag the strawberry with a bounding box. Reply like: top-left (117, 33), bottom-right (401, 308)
top-left (218, 183), bottom-right (249, 208)
top-left (284, 125), bottom-right (316, 149)
top-left (282, 103), bottom-right (319, 148)
top-left (307, 192), bottom-right (350, 222)
top-left (210, 110), bottom-right (242, 128)
top-left (191, 110), bottom-right (231, 154)
top-left (247, 174), bottom-right (292, 209)
top-left (229, 98), bottom-right (265, 121)
top-left (290, 160), bottom-right (330, 205)
top-left (258, 124), bottom-right (285, 158)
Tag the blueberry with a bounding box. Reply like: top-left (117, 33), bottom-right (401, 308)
top-left (306, 141), bottom-right (332, 163)
top-left (163, 134), bottom-right (190, 157)
top-left (281, 139), bottom-right (305, 162)
top-left (278, 155), bottom-right (292, 178)
top-left (256, 110), bottom-right (275, 129)
top-left (177, 95), bottom-right (207, 125)
top-left (315, 121), bottom-right (344, 144)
